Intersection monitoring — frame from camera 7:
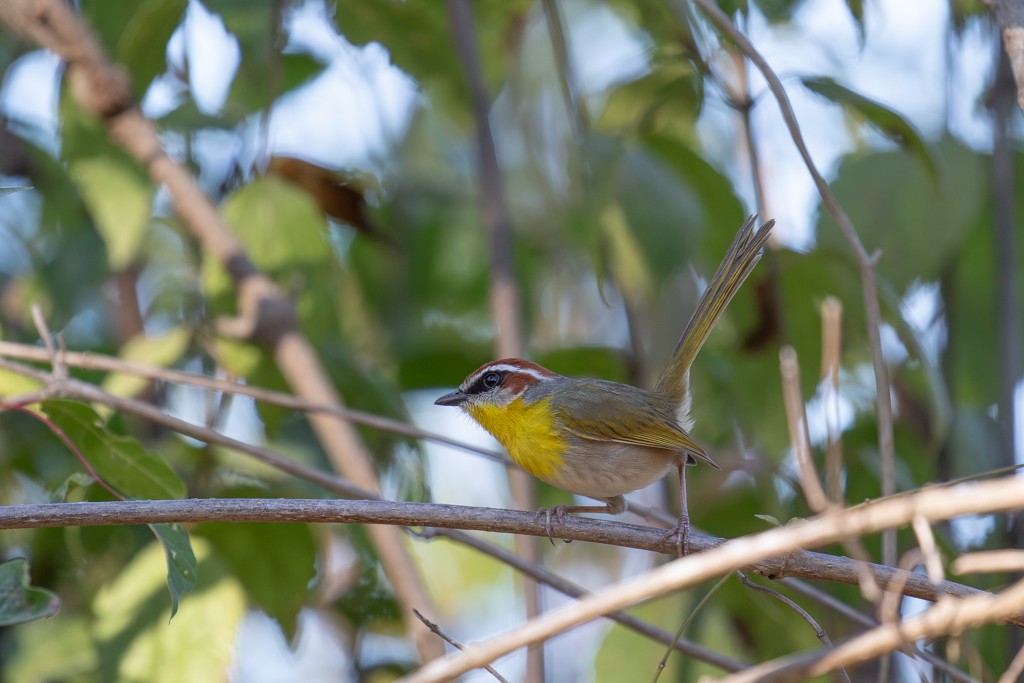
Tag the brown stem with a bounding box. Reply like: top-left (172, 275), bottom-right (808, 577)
top-left (446, 2), bottom-right (542, 680)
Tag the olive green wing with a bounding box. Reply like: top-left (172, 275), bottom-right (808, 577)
top-left (554, 382), bottom-right (719, 468)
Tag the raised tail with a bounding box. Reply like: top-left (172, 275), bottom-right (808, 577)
top-left (655, 215), bottom-right (775, 404)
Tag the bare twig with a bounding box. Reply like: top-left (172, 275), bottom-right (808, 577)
top-left (717, 577), bottom-right (1024, 683)
top-left (653, 573), bottom-right (732, 682)
top-left (999, 641), bottom-right (1024, 683)
top-left (401, 475), bottom-right (1024, 683)
top-left (820, 297), bottom-right (845, 502)
top-left (953, 550), bottom-right (1024, 575)
top-left (779, 346), bottom-right (829, 512)
top-left (0, 340), bottom-right (508, 464)
top-left (689, 0), bottom-right (898, 568)
top-left (911, 515), bottom-right (945, 587)
top-left (737, 572), bottom-right (851, 683)
top-left (541, 0), bottom-right (588, 134)
top-left (420, 527), bottom-right (747, 672)
top-left (412, 609), bottom-right (509, 683)
top-left (780, 578), bottom-right (979, 683)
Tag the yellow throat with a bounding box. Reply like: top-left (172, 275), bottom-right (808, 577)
top-left (466, 396), bottom-right (565, 480)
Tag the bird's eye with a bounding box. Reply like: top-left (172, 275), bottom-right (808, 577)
top-left (483, 372), bottom-right (501, 388)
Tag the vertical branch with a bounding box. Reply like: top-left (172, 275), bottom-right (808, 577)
top-left (820, 297), bottom-right (845, 503)
top-left (541, 0), bottom-right (588, 135)
top-left (446, 3), bottom-right (543, 681)
top-left (990, 38), bottom-right (1024, 660)
top-left (690, 0), bottom-right (898, 568)
top-left (993, 0), bottom-right (1024, 113)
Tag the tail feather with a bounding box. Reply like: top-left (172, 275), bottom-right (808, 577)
top-left (655, 215), bottom-right (774, 403)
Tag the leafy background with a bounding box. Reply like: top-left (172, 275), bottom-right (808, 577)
top-left (0, 0), bottom-right (1019, 681)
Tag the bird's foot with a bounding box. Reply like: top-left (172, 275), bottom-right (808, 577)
top-left (659, 515), bottom-right (690, 558)
top-left (535, 505), bottom-right (574, 546)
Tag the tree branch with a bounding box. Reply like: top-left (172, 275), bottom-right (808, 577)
top-left (401, 473), bottom-right (1024, 682)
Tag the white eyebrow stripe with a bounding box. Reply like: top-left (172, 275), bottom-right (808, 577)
top-left (464, 364), bottom-right (553, 387)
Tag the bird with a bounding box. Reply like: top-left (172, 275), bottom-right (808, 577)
top-left (435, 216), bottom-right (774, 554)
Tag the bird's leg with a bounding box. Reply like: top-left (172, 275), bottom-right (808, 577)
top-left (659, 459), bottom-right (690, 557)
top-left (535, 504), bottom-right (615, 545)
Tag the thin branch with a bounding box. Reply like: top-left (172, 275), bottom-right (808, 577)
top-left (780, 578), bottom-right (979, 683)
top-left (953, 550), bottom-right (1024, 575)
top-left (999, 641), bottom-right (1024, 683)
top-left (0, 340), bottom-right (508, 464)
top-left (779, 346), bottom-right (829, 512)
top-left (0, 0), bottom-right (442, 660)
top-left (412, 610), bottom-right (509, 683)
top-left (420, 528), bottom-right (747, 672)
top-left (0, 495), bottom-right (1016, 624)
top-left (737, 571), bottom-right (851, 683)
top-left (718, 577), bottom-right (1024, 683)
top-left (541, 0), bottom-right (588, 134)
top-left (689, 0), bottom-right (898, 568)
top-left (820, 297), bottom-right (845, 503)
top-left (653, 573), bottom-right (732, 682)
top-left (402, 474), bottom-right (1024, 683)
top-left (446, 2), bottom-right (541, 680)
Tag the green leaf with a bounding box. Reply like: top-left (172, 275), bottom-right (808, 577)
top-left (334, 1), bottom-right (531, 113)
top-left (601, 203), bottom-right (654, 304)
top-left (42, 400), bottom-right (186, 500)
top-left (69, 154), bottom-right (154, 270)
top-left (597, 60), bottom-right (703, 138)
top-left (817, 139), bottom-right (985, 291)
top-left (802, 76), bottom-right (938, 186)
top-left (117, 0), bottom-right (187, 96)
top-left (197, 522), bottom-right (315, 633)
top-left (754, 514), bottom-right (782, 527)
top-left (0, 559), bottom-right (60, 626)
top-left (0, 366), bottom-right (44, 398)
top-left (220, 176), bottom-right (329, 274)
top-left (151, 523), bottom-right (198, 618)
top-left (50, 472), bottom-right (95, 503)
top-left (92, 539), bottom-right (243, 681)
top-left (101, 325), bottom-right (192, 399)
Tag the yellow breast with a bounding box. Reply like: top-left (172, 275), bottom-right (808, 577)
top-left (466, 397), bottom-right (565, 480)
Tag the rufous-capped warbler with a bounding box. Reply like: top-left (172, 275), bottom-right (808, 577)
top-left (435, 216), bottom-right (774, 553)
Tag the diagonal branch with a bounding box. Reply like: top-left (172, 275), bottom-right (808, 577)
top-left (0, 0), bottom-right (443, 659)
top-left (689, 0), bottom-right (899, 568)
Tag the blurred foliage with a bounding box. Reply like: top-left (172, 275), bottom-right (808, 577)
top-left (0, 0), bottom-right (1020, 680)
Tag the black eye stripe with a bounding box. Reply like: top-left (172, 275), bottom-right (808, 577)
top-left (466, 370), bottom-right (504, 394)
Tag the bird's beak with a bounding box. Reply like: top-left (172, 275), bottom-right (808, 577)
top-left (434, 390), bottom-right (468, 407)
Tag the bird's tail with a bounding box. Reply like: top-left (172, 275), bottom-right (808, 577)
top-left (655, 215), bottom-right (775, 405)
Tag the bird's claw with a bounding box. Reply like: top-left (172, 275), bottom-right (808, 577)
top-left (660, 516), bottom-right (690, 558)
top-left (535, 505), bottom-right (573, 546)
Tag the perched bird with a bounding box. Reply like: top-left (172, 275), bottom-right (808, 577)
top-left (435, 216), bottom-right (774, 553)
